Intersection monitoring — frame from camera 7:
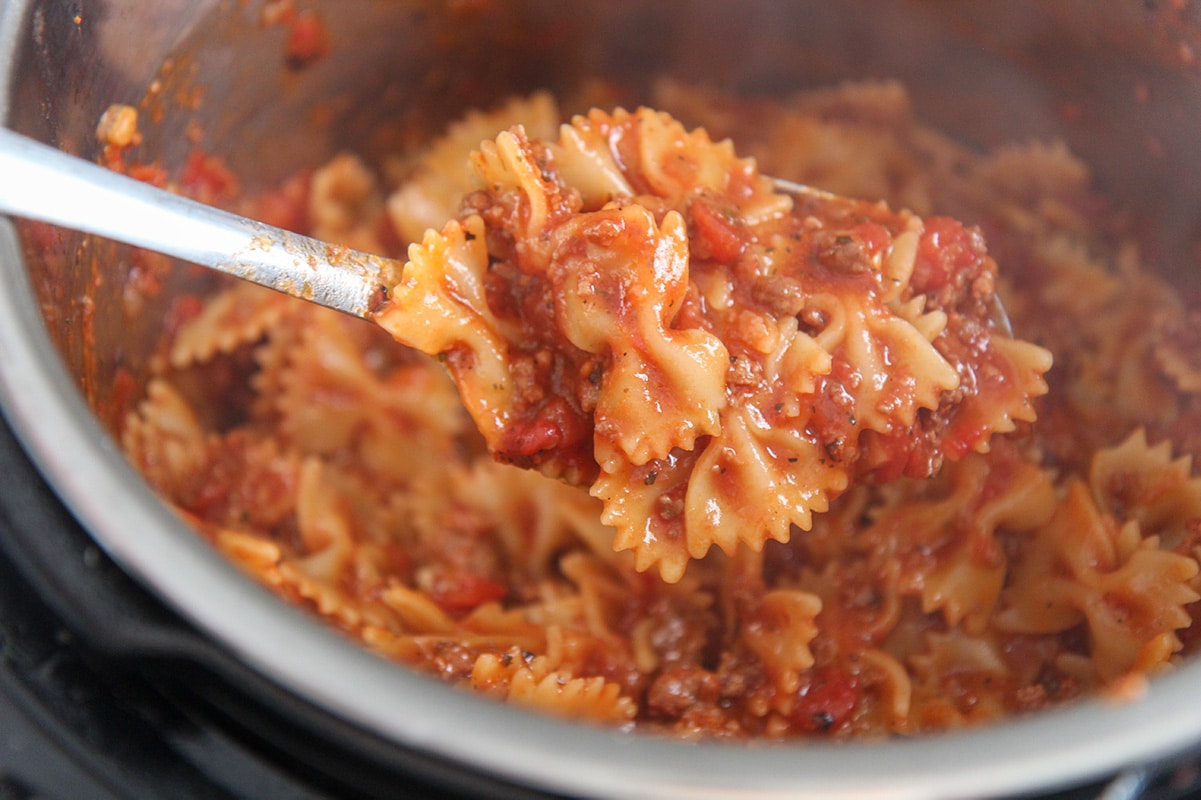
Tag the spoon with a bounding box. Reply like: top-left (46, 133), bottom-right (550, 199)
top-left (0, 127), bottom-right (391, 319)
top-left (0, 128), bottom-right (1011, 334)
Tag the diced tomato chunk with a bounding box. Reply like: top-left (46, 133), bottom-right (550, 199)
top-left (503, 417), bottom-right (563, 458)
top-left (793, 668), bottom-right (859, 732)
top-left (913, 217), bottom-right (980, 292)
top-left (850, 222), bottom-right (891, 257)
top-left (690, 199), bottom-right (744, 263)
top-left (499, 396), bottom-right (588, 459)
top-left (428, 571), bottom-right (507, 613)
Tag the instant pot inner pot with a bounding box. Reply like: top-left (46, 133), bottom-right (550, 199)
top-left (5, 1), bottom-right (1201, 798)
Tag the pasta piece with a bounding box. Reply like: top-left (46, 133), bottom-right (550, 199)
top-left (309, 151), bottom-right (387, 254)
top-left (380, 584), bottom-right (458, 635)
top-left (122, 379), bottom-right (209, 495)
top-left (273, 301), bottom-right (469, 485)
top-left (914, 452), bottom-right (1057, 633)
top-left (376, 217), bottom-right (526, 459)
top-left (552, 206), bottom-right (728, 466)
top-left (471, 647), bottom-right (637, 724)
top-left (213, 526), bottom-right (283, 576)
top-left (996, 479), bottom-right (1200, 680)
top-left (1155, 310), bottom-right (1201, 393)
top-left (169, 281), bottom-right (291, 369)
top-left (857, 648), bottom-right (914, 730)
top-left (1089, 428), bottom-right (1201, 539)
top-left (249, 297), bottom-right (311, 419)
top-left (387, 91), bottom-right (560, 245)
top-left (448, 461), bottom-right (616, 579)
top-left (119, 81), bottom-right (1201, 741)
top-left (293, 457), bottom-right (356, 581)
top-left (374, 108), bottom-right (1052, 580)
top-left (652, 78), bottom-right (939, 215)
top-left (739, 589), bottom-right (822, 695)
top-left (908, 630), bottom-right (1010, 730)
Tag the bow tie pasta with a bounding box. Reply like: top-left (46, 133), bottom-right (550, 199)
top-left (124, 83), bottom-right (1201, 739)
top-left (373, 107), bottom-right (1052, 582)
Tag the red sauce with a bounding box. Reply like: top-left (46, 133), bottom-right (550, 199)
top-left (285, 9), bottom-right (331, 69)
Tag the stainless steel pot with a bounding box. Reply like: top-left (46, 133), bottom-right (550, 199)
top-left (2, 1), bottom-right (1200, 797)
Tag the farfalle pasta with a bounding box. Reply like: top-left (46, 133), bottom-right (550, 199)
top-left (122, 82), bottom-right (1201, 740)
top-left (374, 107), bottom-right (1052, 581)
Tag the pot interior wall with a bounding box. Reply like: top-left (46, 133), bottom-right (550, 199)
top-left (5, 0), bottom-right (1201, 419)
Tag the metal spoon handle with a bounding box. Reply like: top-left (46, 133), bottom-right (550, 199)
top-left (0, 127), bottom-right (387, 319)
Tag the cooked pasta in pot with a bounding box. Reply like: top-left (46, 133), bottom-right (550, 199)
top-left (121, 81), bottom-right (1201, 739)
top-left (373, 105), bottom-right (1051, 584)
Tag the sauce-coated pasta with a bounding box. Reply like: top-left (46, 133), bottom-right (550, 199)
top-left (122, 82), bottom-right (1201, 739)
top-left (374, 106), bottom-right (1051, 582)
